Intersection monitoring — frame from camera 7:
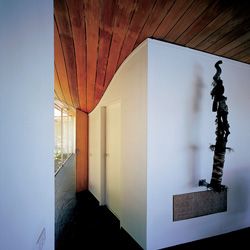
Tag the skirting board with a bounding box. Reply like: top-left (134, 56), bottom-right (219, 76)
top-left (173, 189), bottom-right (227, 221)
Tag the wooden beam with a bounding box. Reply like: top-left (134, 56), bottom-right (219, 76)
top-left (76, 109), bottom-right (88, 192)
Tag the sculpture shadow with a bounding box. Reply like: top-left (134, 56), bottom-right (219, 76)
top-left (187, 65), bottom-right (204, 187)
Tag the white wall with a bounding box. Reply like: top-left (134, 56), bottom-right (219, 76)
top-left (89, 42), bottom-right (148, 248)
top-left (147, 39), bottom-right (250, 250)
top-left (89, 109), bottom-right (102, 201)
top-left (0, 1), bottom-right (54, 250)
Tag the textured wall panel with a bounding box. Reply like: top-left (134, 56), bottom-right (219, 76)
top-left (173, 190), bottom-right (227, 221)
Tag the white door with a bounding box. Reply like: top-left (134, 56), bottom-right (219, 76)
top-left (105, 102), bottom-right (121, 218)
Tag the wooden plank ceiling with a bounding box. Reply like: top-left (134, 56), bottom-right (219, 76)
top-left (54, 0), bottom-right (250, 113)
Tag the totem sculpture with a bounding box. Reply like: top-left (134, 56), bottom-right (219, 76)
top-left (199, 60), bottom-right (231, 192)
top-left (210, 60), bottom-right (230, 135)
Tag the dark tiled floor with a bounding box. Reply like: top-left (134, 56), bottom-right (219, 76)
top-left (56, 191), bottom-right (250, 250)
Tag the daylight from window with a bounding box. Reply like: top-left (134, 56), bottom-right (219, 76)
top-left (54, 104), bottom-right (75, 173)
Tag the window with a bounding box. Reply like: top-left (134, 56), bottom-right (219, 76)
top-left (54, 102), bottom-right (75, 173)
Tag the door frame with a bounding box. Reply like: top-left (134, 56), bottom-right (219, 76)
top-left (100, 100), bottom-right (121, 218)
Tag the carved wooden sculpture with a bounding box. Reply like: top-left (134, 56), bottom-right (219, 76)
top-left (199, 60), bottom-right (231, 192)
top-left (209, 61), bottom-right (231, 191)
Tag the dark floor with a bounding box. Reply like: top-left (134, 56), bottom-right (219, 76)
top-left (56, 191), bottom-right (142, 250)
top-left (56, 191), bottom-right (250, 250)
top-left (165, 228), bottom-right (250, 250)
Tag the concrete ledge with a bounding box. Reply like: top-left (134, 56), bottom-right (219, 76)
top-left (173, 189), bottom-right (227, 221)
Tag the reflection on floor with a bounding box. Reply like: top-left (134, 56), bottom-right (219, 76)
top-left (56, 191), bottom-right (250, 250)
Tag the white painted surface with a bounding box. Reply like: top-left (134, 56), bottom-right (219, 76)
top-left (89, 42), bottom-right (148, 248)
top-left (100, 107), bottom-right (106, 205)
top-left (147, 39), bottom-right (250, 250)
top-left (89, 107), bottom-right (106, 205)
top-left (0, 1), bottom-right (54, 250)
top-left (89, 109), bottom-right (101, 201)
top-left (105, 102), bottom-right (121, 218)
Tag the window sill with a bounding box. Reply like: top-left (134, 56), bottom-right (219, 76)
top-left (54, 153), bottom-right (74, 176)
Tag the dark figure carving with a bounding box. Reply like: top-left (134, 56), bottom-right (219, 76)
top-left (210, 60), bottom-right (230, 135)
top-left (211, 60), bottom-right (224, 112)
top-left (199, 60), bottom-right (232, 192)
top-left (217, 96), bottom-right (230, 135)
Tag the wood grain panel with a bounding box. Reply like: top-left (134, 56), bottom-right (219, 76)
top-left (187, 7), bottom-right (233, 48)
top-left (85, 0), bottom-right (101, 112)
top-left (206, 21), bottom-right (250, 53)
top-left (104, 0), bottom-right (136, 88)
top-left (173, 190), bottom-right (227, 221)
top-left (197, 17), bottom-right (250, 51)
top-left (54, 21), bottom-right (73, 107)
top-left (94, 83), bottom-right (105, 107)
top-left (67, 0), bottom-right (87, 112)
top-left (54, 67), bottom-right (65, 102)
top-left (153, 0), bottom-right (193, 39)
top-left (117, 0), bottom-right (156, 67)
top-left (176, 0), bottom-right (223, 45)
top-left (54, 0), bottom-right (250, 114)
top-left (55, 0), bottom-right (80, 108)
top-left (135, 0), bottom-right (174, 46)
top-left (54, 90), bottom-right (59, 100)
top-left (76, 109), bottom-right (88, 192)
top-left (233, 47), bottom-right (250, 61)
top-left (166, 0), bottom-right (213, 42)
top-left (216, 32), bottom-right (250, 56)
top-left (94, 0), bottom-right (115, 105)
top-left (240, 56), bottom-right (250, 64)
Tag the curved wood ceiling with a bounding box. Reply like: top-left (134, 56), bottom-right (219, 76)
top-left (54, 0), bottom-right (250, 113)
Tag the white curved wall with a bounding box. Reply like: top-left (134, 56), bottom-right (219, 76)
top-left (89, 41), bottom-right (148, 248)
